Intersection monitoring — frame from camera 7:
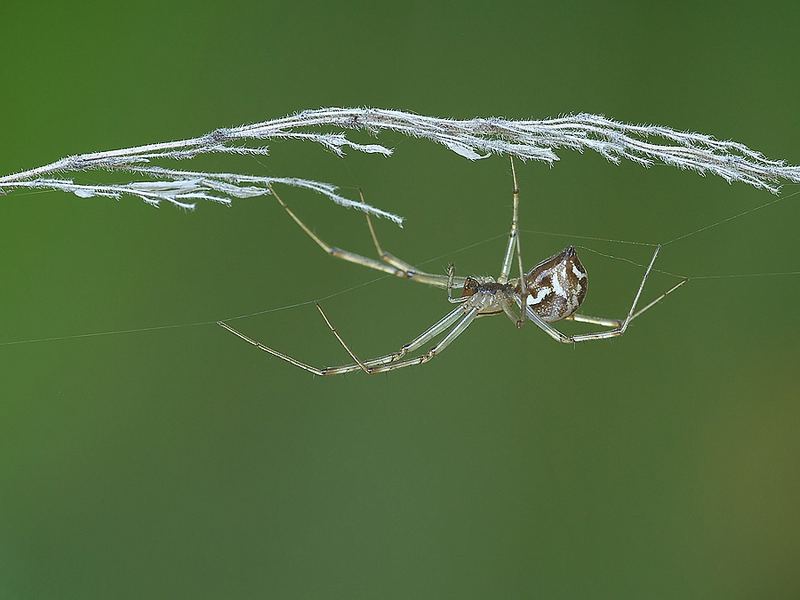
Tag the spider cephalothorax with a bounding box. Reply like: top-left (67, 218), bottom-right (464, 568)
top-left (461, 276), bottom-right (481, 297)
top-left (461, 277), bottom-right (512, 298)
top-left (518, 246), bottom-right (588, 322)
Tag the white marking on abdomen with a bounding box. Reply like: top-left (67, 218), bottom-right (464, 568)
top-left (551, 272), bottom-right (566, 297)
top-left (526, 287), bottom-right (551, 306)
top-left (572, 264), bottom-right (586, 280)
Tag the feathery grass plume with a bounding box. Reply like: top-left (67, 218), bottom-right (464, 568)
top-left (1, 107), bottom-right (798, 225)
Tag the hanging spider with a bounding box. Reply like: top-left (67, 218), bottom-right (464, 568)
top-left (218, 159), bottom-right (686, 375)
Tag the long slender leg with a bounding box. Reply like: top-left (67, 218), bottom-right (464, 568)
top-left (322, 305), bottom-right (466, 373)
top-left (511, 159), bottom-right (529, 328)
top-left (567, 245), bottom-right (661, 342)
top-left (365, 210), bottom-right (460, 288)
top-left (314, 304), bottom-right (370, 374)
top-left (627, 278), bottom-right (687, 323)
top-left (564, 314), bottom-right (622, 328)
top-left (516, 301), bottom-right (574, 344)
top-left (271, 184), bottom-right (463, 289)
top-left (498, 157), bottom-right (522, 285)
top-left (515, 234), bottom-right (527, 329)
top-left (502, 300), bottom-right (521, 325)
top-left (565, 278), bottom-right (687, 328)
top-left (364, 202), bottom-right (419, 275)
top-left (361, 188), bottom-right (469, 289)
top-left (356, 307), bottom-right (479, 373)
top-left (217, 320), bottom-right (325, 375)
top-left (217, 305), bottom-right (466, 376)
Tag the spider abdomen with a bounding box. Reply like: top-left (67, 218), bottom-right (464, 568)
top-left (521, 246), bottom-right (588, 322)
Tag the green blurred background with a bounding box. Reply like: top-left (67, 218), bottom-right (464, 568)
top-left (1, 1), bottom-right (799, 598)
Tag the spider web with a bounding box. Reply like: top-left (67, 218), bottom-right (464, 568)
top-left (0, 188), bottom-right (798, 348)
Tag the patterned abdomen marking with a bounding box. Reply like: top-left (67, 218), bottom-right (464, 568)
top-left (520, 246), bottom-right (588, 322)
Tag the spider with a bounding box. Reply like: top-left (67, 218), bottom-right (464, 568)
top-left (218, 159), bottom-right (686, 375)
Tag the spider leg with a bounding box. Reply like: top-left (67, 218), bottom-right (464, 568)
top-left (351, 307), bottom-right (479, 374)
top-left (445, 263), bottom-right (469, 304)
top-left (518, 246), bottom-right (682, 343)
top-left (512, 161), bottom-right (529, 328)
top-left (217, 305), bottom-right (467, 376)
top-left (375, 305), bottom-right (466, 361)
top-left (319, 304), bottom-right (467, 374)
top-left (627, 277), bottom-right (688, 322)
top-left (498, 157), bottom-right (522, 285)
top-left (271, 184), bottom-right (463, 289)
top-left (495, 158), bottom-right (528, 327)
top-left (565, 277), bottom-right (686, 329)
top-left (314, 304), bottom-right (371, 374)
top-left (365, 210), bottom-right (467, 289)
top-left (502, 300), bottom-right (522, 325)
top-left (217, 320), bottom-right (325, 375)
top-left (563, 314), bottom-right (622, 328)
top-left (362, 196), bottom-right (440, 276)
